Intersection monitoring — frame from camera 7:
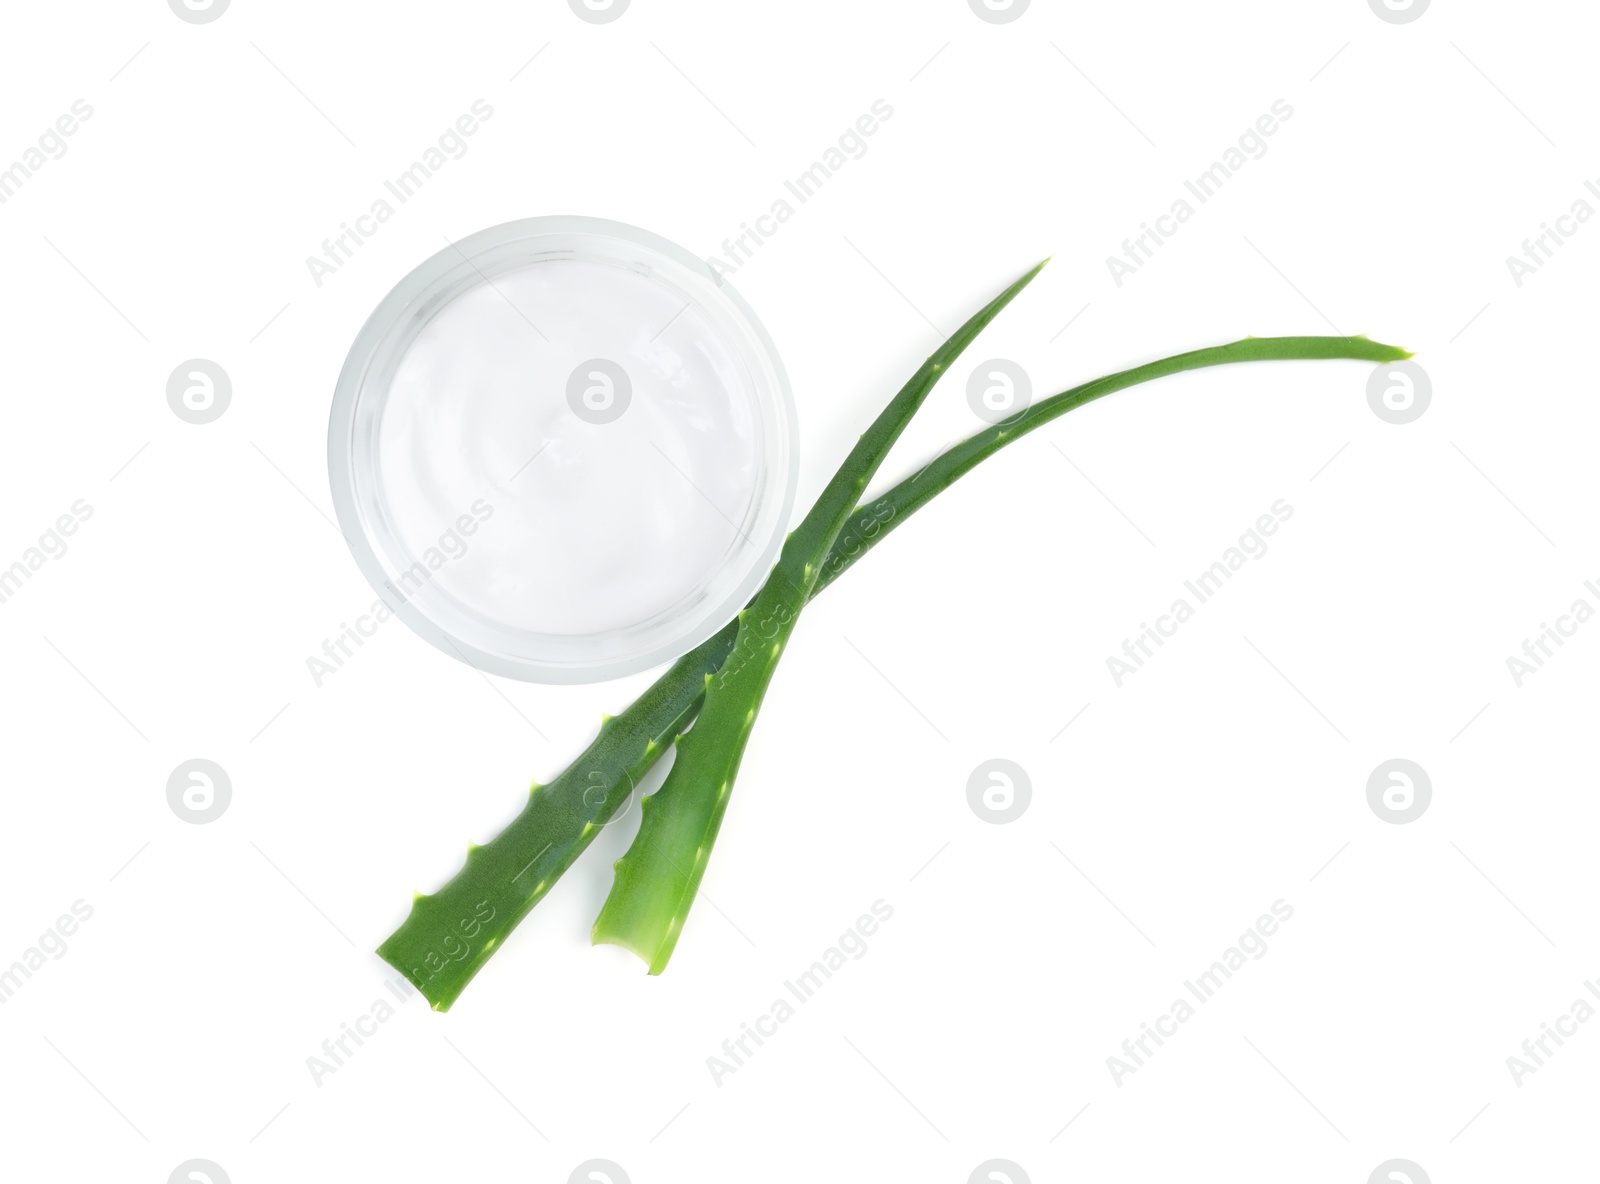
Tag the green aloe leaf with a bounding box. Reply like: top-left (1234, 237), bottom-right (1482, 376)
top-left (590, 261), bottom-right (1052, 973)
top-left (820, 334), bottom-right (1414, 590)
top-left (375, 636), bottom-right (732, 1008)
top-left (379, 328), bottom-right (1409, 1006)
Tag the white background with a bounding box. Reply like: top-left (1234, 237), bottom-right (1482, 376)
top-left (1, 1), bottom-right (1595, 1182)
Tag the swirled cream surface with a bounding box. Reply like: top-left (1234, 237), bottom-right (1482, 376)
top-left (377, 259), bottom-right (759, 636)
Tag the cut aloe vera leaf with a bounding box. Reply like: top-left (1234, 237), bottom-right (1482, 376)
top-left (590, 261), bottom-right (1051, 974)
top-left (379, 330), bottom-right (1409, 1005)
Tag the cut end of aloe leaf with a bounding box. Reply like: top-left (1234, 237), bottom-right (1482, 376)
top-left (591, 916), bottom-right (676, 976)
top-left (593, 849), bottom-right (678, 973)
top-left (375, 936), bottom-right (450, 1010)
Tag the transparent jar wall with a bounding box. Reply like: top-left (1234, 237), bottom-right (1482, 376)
top-left (328, 217), bottom-right (797, 683)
